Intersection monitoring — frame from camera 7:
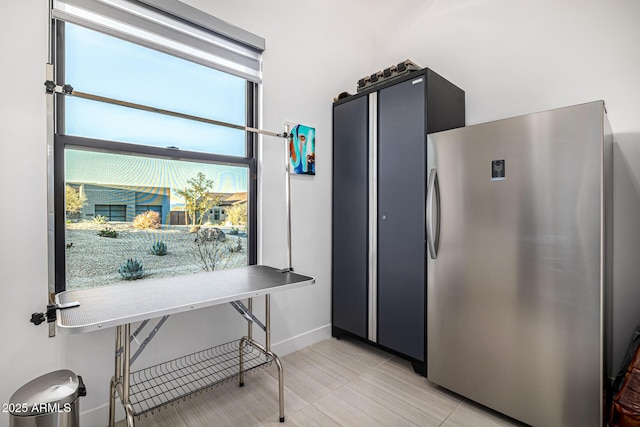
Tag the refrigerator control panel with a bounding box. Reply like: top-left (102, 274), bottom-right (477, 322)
top-left (491, 159), bottom-right (506, 181)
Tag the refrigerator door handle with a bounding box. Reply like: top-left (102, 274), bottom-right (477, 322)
top-left (426, 168), bottom-right (440, 259)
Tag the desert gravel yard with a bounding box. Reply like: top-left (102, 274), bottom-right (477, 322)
top-left (65, 222), bottom-right (247, 290)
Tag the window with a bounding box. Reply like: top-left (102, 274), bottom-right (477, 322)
top-left (54, 14), bottom-right (260, 292)
top-left (95, 205), bottom-right (127, 222)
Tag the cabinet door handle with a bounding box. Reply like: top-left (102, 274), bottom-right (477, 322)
top-left (426, 169), bottom-right (440, 259)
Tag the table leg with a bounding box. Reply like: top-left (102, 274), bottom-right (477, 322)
top-left (248, 298), bottom-right (253, 341)
top-left (275, 355), bottom-right (285, 422)
top-left (239, 336), bottom-right (246, 387)
top-left (109, 325), bottom-right (121, 427)
top-left (265, 295), bottom-right (285, 422)
top-left (110, 324), bottom-right (136, 427)
top-left (266, 295), bottom-right (271, 350)
top-left (239, 298), bottom-right (253, 387)
top-left (122, 323), bottom-right (135, 427)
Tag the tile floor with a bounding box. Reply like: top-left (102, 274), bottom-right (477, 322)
top-left (117, 336), bottom-right (527, 426)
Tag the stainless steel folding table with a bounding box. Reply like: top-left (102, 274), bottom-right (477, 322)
top-left (55, 265), bottom-right (315, 427)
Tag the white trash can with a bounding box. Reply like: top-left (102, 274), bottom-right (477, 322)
top-left (9, 370), bottom-right (86, 427)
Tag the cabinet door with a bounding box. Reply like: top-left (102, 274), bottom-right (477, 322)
top-left (332, 96), bottom-right (368, 338)
top-left (377, 77), bottom-right (426, 361)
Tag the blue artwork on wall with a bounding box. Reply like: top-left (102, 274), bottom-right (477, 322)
top-left (289, 124), bottom-right (315, 175)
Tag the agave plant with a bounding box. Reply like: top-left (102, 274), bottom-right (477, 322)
top-left (118, 258), bottom-right (144, 280)
top-left (150, 240), bottom-right (168, 256)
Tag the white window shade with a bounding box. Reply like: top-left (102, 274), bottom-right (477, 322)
top-left (52, 0), bottom-right (264, 83)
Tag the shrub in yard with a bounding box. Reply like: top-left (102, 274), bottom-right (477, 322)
top-left (132, 210), bottom-right (161, 230)
top-left (228, 236), bottom-right (243, 253)
top-left (150, 241), bottom-right (168, 256)
top-left (98, 227), bottom-right (118, 238)
top-left (191, 228), bottom-right (231, 271)
top-left (229, 227), bottom-right (239, 235)
top-left (201, 227), bottom-right (225, 242)
top-left (92, 215), bottom-right (108, 224)
top-left (118, 258), bottom-right (144, 280)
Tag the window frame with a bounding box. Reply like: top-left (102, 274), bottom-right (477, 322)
top-left (53, 20), bottom-right (259, 293)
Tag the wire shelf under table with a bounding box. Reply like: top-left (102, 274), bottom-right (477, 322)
top-left (122, 339), bottom-right (273, 417)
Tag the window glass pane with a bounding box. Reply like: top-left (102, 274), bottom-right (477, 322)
top-left (65, 97), bottom-right (246, 156)
top-left (65, 149), bottom-right (249, 290)
top-left (65, 23), bottom-right (246, 125)
top-left (64, 23), bottom-right (246, 156)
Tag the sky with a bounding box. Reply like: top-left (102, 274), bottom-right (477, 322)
top-left (63, 23), bottom-right (248, 201)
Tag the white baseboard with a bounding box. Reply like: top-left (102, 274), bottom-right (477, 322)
top-left (271, 324), bottom-right (332, 356)
top-left (80, 402), bottom-right (123, 427)
top-left (79, 324), bottom-right (331, 426)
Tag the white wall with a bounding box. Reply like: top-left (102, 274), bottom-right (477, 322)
top-left (182, 0), bottom-right (377, 351)
top-left (0, 1), bottom-right (376, 426)
top-left (0, 1), bottom-right (62, 425)
top-left (370, 0), bottom-right (640, 373)
top-left (2, 1), bottom-right (639, 425)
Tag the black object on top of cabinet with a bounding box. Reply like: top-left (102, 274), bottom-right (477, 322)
top-left (331, 68), bottom-right (465, 374)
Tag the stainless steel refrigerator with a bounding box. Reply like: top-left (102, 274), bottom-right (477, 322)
top-left (426, 101), bottom-right (613, 426)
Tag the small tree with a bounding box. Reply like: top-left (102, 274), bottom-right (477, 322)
top-left (174, 172), bottom-right (220, 226)
top-left (226, 203), bottom-right (247, 226)
top-left (65, 185), bottom-right (86, 217)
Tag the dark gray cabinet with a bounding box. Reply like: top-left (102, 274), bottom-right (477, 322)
top-left (377, 77), bottom-right (428, 361)
top-left (332, 96), bottom-right (368, 338)
top-left (332, 69), bottom-right (464, 373)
